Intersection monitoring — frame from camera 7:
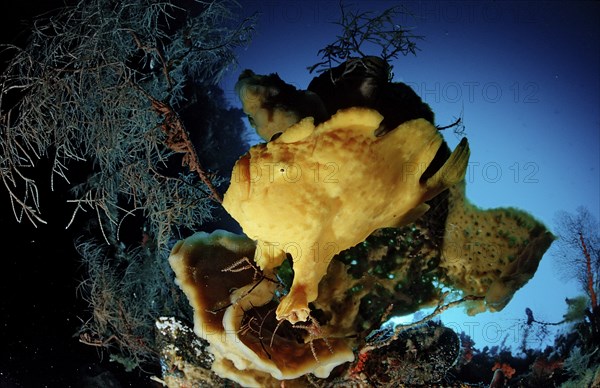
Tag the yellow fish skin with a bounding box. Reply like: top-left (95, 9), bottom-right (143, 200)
top-left (223, 107), bottom-right (470, 324)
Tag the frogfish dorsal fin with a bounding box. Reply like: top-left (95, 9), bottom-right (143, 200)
top-left (423, 137), bottom-right (470, 201)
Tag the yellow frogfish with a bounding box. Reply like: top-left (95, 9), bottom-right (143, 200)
top-left (223, 107), bottom-right (470, 324)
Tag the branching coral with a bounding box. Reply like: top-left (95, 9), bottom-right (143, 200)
top-left (308, 4), bottom-right (422, 74)
top-left (0, 0), bottom-right (256, 370)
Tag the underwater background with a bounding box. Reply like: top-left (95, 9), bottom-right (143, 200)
top-left (0, 0), bottom-right (598, 387)
top-left (219, 0), bottom-right (599, 352)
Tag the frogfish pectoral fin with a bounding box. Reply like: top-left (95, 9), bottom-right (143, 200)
top-left (276, 283), bottom-right (310, 324)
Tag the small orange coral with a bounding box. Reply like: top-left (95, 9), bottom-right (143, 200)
top-left (349, 351), bottom-right (370, 378)
top-left (532, 356), bottom-right (563, 379)
top-left (492, 362), bottom-right (516, 379)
